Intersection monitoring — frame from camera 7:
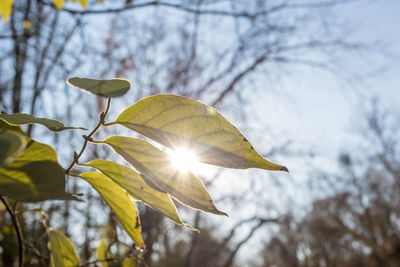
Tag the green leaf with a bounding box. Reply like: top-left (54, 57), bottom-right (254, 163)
top-left (0, 130), bottom-right (26, 166)
top-left (122, 258), bottom-right (137, 267)
top-left (97, 136), bottom-right (226, 216)
top-left (0, 113), bottom-right (86, 131)
top-left (67, 77), bottom-right (131, 98)
top-left (0, 137), bottom-right (77, 202)
top-left (48, 229), bottom-right (80, 267)
top-left (109, 94), bottom-right (288, 171)
top-left (79, 171), bottom-right (144, 248)
top-left (83, 160), bottom-right (183, 225)
top-left (96, 238), bottom-right (109, 267)
top-left (0, 120), bottom-right (26, 134)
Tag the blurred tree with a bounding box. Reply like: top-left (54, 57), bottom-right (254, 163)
top-left (258, 104), bottom-right (400, 267)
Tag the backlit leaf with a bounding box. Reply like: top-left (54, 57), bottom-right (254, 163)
top-left (67, 77), bottom-right (131, 98)
top-left (0, 113), bottom-right (86, 131)
top-left (0, 0), bottom-right (13, 23)
top-left (48, 229), bottom-right (80, 267)
top-left (97, 136), bottom-right (226, 216)
top-left (110, 94), bottom-right (288, 171)
top-left (83, 160), bottom-right (183, 224)
top-left (79, 171), bottom-right (144, 247)
top-left (96, 238), bottom-right (109, 267)
top-left (0, 137), bottom-right (77, 202)
top-left (0, 130), bottom-right (26, 166)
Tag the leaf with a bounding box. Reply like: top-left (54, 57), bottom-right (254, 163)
top-left (122, 258), bottom-right (136, 267)
top-left (96, 238), bottom-right (109, 267)
top-left (0, 120), bottom-right (26, 135)
top-left (67, 77), bottom-right (131, 98)
top-left (79, 171), bottom-right (144, 248)
top-left (23, 19), bottom-right (32, 29)
top-left (48, 229), bottom-right (80, 267)
top-left (0, 130), bottom-right (26, 166)
top-left (53, 0), bottom-right (65, 10)
top-left (110, 94), bottom-right (288, 172)
top-left (0, 113), bottom-right (86, 131)
top-left (0, 0), bottom-right (13, 23)
top-left (83, 160), bottom-right (183, 224)
top-left (97, 136), bottom-right (226, 216)
top-left (0, 137), bottom-right (77, 202)
top-left (78, 0), bottom-right (88, 8)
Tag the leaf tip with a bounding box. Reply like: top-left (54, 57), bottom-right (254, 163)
top-left (280, 166), bottom-right (289, 172)
top-left (212, 208), bottom-right (228, 217)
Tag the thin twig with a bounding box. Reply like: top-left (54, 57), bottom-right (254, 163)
top-left (0, 196), bottom-right (25, 267)
top-left (65, 98), bottom-right (111, 175)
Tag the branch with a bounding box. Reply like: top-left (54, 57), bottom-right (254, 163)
top-left (0, 196), bottom-right (25, 267)
top-left (211, 216), bottom-right (280, 261)
top-left (65, 97), bottom-right (111, 175)
top-left (39, 0), bottom-right (287, 19)
top-left (211, 54), bottom-right (268, 106)
top-left (39, 0), bottom-right (359, 18)
top-left (222, 217), bottom-right (279, 267)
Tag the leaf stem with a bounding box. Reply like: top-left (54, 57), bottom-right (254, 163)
top-left (65, 98), bottom-right (111, 175)
top-left (0, 196), bottom-right (25, 267)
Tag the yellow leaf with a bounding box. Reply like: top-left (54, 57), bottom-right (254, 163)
top-left (0, 0), bottom-right (13, 23)
top-left (78, 0), bottom-right (88, 9)
top-left (80, 171), bottom-right (144, 248)
top-left (53, 0), bottom-right (65, 10)
top-left (122, 258), bottom-right (136, 267)
top-left (99, 136), bottom-right (227, 216)
top-left (23, 20), bottom-right (32, 29)
top-left (83, 160), bottom-right (184, 225)
top-left (48, 230), bottom-right (80, 267)
top-left (96, 238), bottom-right (109, 267)
top-left (110, 94), bottom-right (288, 172)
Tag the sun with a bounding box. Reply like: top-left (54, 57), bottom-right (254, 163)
top-left (167, 147), bottom-right (200, 173)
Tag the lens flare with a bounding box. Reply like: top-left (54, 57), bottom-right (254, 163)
top-left (168, 148), bottom-right (199, 173)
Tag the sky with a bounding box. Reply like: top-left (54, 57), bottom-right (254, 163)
top-left (244, 0), bottom-right (400, 174)
top-left (210, 0), bottom-right (400, 262)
